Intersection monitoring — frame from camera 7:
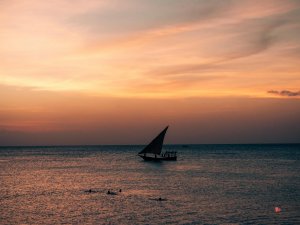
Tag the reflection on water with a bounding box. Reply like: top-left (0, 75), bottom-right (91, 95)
top-left (0, 144), bottom-right (299, 224)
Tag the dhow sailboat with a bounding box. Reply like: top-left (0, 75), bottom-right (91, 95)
top-left (138, 126), bottom-right (177, 161)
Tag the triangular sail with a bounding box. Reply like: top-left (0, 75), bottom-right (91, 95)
top-left (138, 126), bottom-right (168, 155)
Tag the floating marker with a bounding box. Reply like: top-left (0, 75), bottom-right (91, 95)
top-left (275, 207), bottom-right (281, 213)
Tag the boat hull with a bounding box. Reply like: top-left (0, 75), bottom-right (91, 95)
top-left (139, 155), bottom-right (177, 161)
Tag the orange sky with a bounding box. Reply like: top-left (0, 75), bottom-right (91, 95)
top-left (1, 0), bottom-right (300, 145)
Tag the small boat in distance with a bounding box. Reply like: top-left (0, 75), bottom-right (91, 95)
top-left (138, 126), bottom-right (177, 161)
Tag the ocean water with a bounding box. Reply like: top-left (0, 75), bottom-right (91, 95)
top-left (0, 144), bottom-right (299, 225)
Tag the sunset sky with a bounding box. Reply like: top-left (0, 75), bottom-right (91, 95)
top-left (1, 0), bottom-right (300, 145)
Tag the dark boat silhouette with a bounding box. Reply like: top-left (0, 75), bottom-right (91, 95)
top-left (138, 126), bottom-right (177, 161)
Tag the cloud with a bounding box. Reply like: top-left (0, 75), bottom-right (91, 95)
top-left (268, 90), bottom-right (300, 97)
top-left (71, 0), bottom-right (231, 36)
top-left (147, 18), bottom-right (287, 77)
top-left (77, 0), bottom-right (298, 52)
top-left (1, 0), bottom-right (299, 99)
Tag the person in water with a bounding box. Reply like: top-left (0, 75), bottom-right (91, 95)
top-left (107, 190), bottom-right (118, 195)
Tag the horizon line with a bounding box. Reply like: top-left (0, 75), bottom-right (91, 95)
top-left (0, 143), bottom-right (299, 148)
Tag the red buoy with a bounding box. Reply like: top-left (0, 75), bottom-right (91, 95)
top-left (275, 207), bottom-right (281, 213)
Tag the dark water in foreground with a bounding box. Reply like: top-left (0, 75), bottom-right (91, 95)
top-left (0, 144), bottom-right (299, 225)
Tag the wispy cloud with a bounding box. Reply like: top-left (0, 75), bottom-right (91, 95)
top-left (71, 0), bottom-right (230, 36)
top-left (268, 90), bottom-right (300, 97)
top-left (78, 0), bottom-right (295, 54)
top-left (147, 18), bottom-right (287, 77)
top-left (0, 0), bottom-right (300, 98)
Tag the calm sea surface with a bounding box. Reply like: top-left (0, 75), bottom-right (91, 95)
top-left (0, 144), bottom-right (299, 225)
